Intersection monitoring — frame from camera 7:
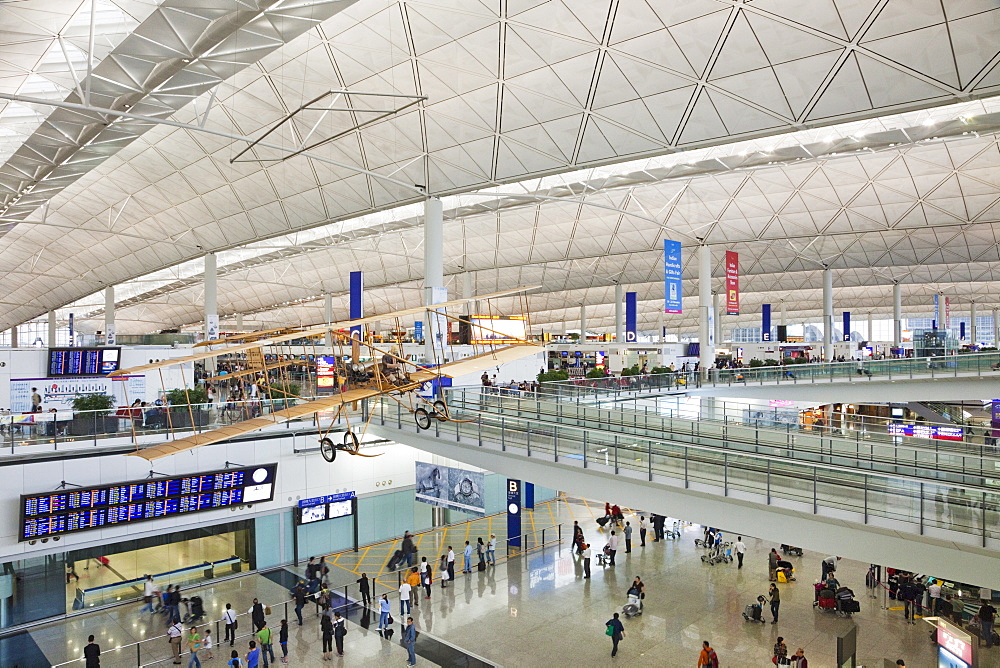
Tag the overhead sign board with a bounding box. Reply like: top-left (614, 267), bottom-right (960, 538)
top-left (664, 240), bottom-right (682, 314)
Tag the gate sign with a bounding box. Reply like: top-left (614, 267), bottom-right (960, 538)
top-left (664, 240), bottom-right (682, 314)
top-left (725, 251), bottom-right (739, 315)
top-left (625, 292), bottom-right (637, 342)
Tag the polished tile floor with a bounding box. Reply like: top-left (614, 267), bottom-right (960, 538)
top-left (29, 496), bottom-right (999, 667)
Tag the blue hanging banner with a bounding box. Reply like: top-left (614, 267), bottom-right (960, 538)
top-left (350, 271), bottom-right (363, 339)
top-left (524, 482), bottom-right (534, 510)
top-left (761, 304), bottom-right (771, 341)
top-left (625, 292), bottom-right (637, 342)
top-left (507, 479), bottom-right (521, 548)
top-left (843, 311), bottom-right (851, 342)
top-left (663, 240), bottom-right (682, 314)
top-left (960, 321), bottom-right (966, 340)
top-left (414, 320), bottom-right (423, 342)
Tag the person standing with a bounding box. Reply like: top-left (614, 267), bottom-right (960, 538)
top-left (463, 540), bottom-right (472, 574)
top-left (697, 640), bottom-right (718, 667)
top-left (768, 548), bottom-right (779, 581)
top-left (900, 576), bottom-right (916, 625)
top-left (378, 594), bottom-right (391, 633)
top-left (624, 522), bottom-right (633, 553)
top-left (84, 634), bottom-right (101, 668)
top-left (223, 603), bottom-right (238, 647)
top-left (446, 546), bottom-right (455, 581)
top-left (246, 640), bottom-right (260, 668)
top-left (821, 555), bottom-right (840, 582)
top-left (791, 648), bottom-right (808, 668)
top-left (249, 598), bottom-right (265, 633)
top-left (638, 516), bottom-right (647, 547)
top-left (608, 531), bottom-right (619, 566)
top-left (228, 650), bottom-right (243, 668)
top-left (772, 637), bottom-right (789, 666)
top-left (605, 612), bottom-right (625, 657)
top-left (487, 534), bottom-right (496, 565)
top-left (422, 560), bottom-right (433, 599)
top-left (979, 599), bottom-right (997, 648)
top-left (186, 626), bottom-right (203, 668)
top-left (734, 536), bottom-right (746, 569)
top-left (582, 543), bottom-right (592, 579)
top-left (292, 583), bottom-right (306, 625)
top-left (927, 579), bottom-right (942, 616)
top-left (256, 622), bottom-right (275, 667)
top-left (356, 573), bottom-right (371, 608)
top-left (277, 620), bottom-right (288, 664)
top-left (406, 568), bottom-right (421, 607)
top-left (202, 628), bottom-right (214, 661)
top-left (571, 520), bottom-right (582, 552)
top-left (168, 620), bottom-right (184, 664)
top-left (476, 537), bottom-right (486, 568)
top-left (768, 582), bottom-right (781, 624)
top-left (332, 611), bottom-right (346, 657)
top-left (320, 611), bottom-right (333, 661)
top-left (399, 579), bottom-right (412, 615)
top-left (403, 617), bottom-right (417, 667)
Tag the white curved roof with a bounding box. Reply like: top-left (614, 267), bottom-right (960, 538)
top-left (2, 0), bottom-right (1000, 334)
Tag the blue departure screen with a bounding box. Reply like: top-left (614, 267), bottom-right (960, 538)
top-left (19, 463), bottom-right (277, 541)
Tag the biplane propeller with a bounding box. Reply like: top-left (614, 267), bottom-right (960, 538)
top-left (107, 287), bottom-right (542, 462)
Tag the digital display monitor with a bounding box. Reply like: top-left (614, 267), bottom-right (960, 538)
top-left (469, 316), bottom-right (527, 344)
top-left (888, 424), bottom-right (964, 441)
top-left (47, 348), bottom-right (121, 376)
top-left (298, 504), bottom-right (327, 524)
top-left (295, 491), bottom-right (355, 525)
top-left (328, 500), bottom-right (353, 518)
top-left (19, 463), bottom-right (277, 541)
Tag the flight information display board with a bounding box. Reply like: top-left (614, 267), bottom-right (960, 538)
top-left (887, 424), bottom-right (964, 441)
top-left (47, 348), bottom-right (121, 376)
top-left (19, 463), bottom-right (277, 541)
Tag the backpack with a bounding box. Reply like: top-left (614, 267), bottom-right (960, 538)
top-left (708, 649), bottom-right (719, 668)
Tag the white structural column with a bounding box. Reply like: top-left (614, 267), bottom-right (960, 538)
top-left (104, 286), bottom-right (115, 345)
top-left (822, 267), bottom-right (833, 361)
top-left (424, 197), bottom-right (445, 363)
top-left (657, 307), bottom-right (665, 343)
top-left (235, 313), bottom-right (243, 331)
top-left (970, 302), bottom-right (977, 344)
top-left (614, 283), bottom-right (624, 342)
top-left (993, 309), bottom-right (999, 348)
top-left (699, 244), bottom-right (714, 377)
top-left (580, 305), bottom-right (587, 341)
top-left (867, 312), bottom-right (873, 343)
top-left (204, 253), bottom-right (218, 341)
top-left (779, 300), bottom-right (787, 326)
top-left (47, 311), bottom-right (56, 347)
top-left (9, 327), bottom-right (17, 348)
top-left (712, 291), bottom-right (722, 344)
top-left (325, 295), bottom-right (334, 349)
top-left (892, 282), bottom-right (902, 348)
top-left (463, 271), bottom-right (474, 317)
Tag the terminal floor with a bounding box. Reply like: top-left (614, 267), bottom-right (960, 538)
top-left (22, 496), bottom-right (1000, 667)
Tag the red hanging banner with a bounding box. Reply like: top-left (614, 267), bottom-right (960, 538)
top-left (725, 250), bottom-right (739, 315)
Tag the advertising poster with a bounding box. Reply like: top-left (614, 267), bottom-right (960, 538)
top-left (414, 462), bottom-right (485, 515)
top-left (725, 251), bottom-right (739, 315)
top-left (10, 375), bottom-right (145, 412)
top-left (664, 240), bottom-right (682, 314)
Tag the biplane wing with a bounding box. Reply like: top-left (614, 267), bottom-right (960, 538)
top-left (110, 286), bottom-right (539, 377)
top-left (126, 343), bottom-right (544, 461)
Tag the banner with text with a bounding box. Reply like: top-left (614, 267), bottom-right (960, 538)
top-left (664, 240), bottom-right (682, 314)
top-left (725, 251), bottom-right (739, 315)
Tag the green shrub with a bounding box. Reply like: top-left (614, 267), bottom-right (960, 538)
top-left (650, 366), bottom-right (671, 375)
top-left (748, 359), bottom-right (764, 368)
top-left (165, 387), bottom-right (209, 410)
top-left (763, 359), bottom-right (779, 366)
top-left (537, 370), bottom-right (570, 383)
top-left (267, 381), bottom-right (301, 399)
top-left (620, 365), bottom-right (641, 377)
top-left (71, 393), bottom-right (115, 417)
top-left (586, 368), bottom-right (609, 379)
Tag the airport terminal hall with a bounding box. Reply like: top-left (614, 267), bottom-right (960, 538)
top-left (4, 1), bottom-right (1000, 667)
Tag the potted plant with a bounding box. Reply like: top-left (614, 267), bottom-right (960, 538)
top-left (165, 387), bottom-right (210, 429)
top-left (70, 393), bottom-right (117, 435)
top-left (267, 381), bottom-right (301, 410)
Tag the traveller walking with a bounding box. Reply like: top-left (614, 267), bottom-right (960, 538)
top-left (572, 520), bottom-right (583, 553)
top-left (446, 546), bottom-right (455, 581)
top-left (256, 622), bottom-right (275, 667)
top-left (399, 579), bottom-right (412, 615)
top-left (773, 637), bottom-right (789, 666)
top-left (378, 594), bottom-right (391, 633)
top-left (320, 611), bottom-right (334, 661)
top-left (638, 516), bottom-right (647, 546)
top-left (278, 620), bottom-right (288, 664)
top-left (624, 522), bottom-right (633, 553)
top-left (463, 540), bottom-right (473, 573)
top-left (608, 531), bottom-right (619, 565)
top-left (402, 531), bottom-right (416, 568)
top-left (487, 534), bottom-right (496, 564)
top-left (735, 536), bottom-right (746, 569)
top-left (769, 582), bottom-right (781, 624)
top-left (582, 543), bottom-right (592, 579)
top-left (186, 626), bottom-right (203, 668)
top-left (249, 598), bottom-right (265, 632)
top-left (223, 603), bottom-right (238, 647)
top-left (168, 620), bottom-right (184, 664)
top-left (979, 599), bottom-right (997, 648)
top-left (403, 617), bottom-right (417, 667)
top-left (605, 612), bottom-right (625, 657)
top-left (769, 548), bottom-right (779, 581)
top-left (900, 576), bottom-right (916, 624)
top-left (84, 635), bottom-right (101, 668)
top-left (291, 582), bottom-right (306, 626)
top-left (141, 575), bottom-right (157, 613)
top-left (697, 640), bottom-right (719, 667)
top-left (202, 628), bottom-right (214, 660)
top-left (333, 611), bottom-right (346, 657)
top-left (356, 573), bottom-right (371, 608)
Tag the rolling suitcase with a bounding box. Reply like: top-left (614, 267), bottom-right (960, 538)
top-left (387, 550), bottom-right (403, 571)
top-left (840, 600), bottom-right (861, 613)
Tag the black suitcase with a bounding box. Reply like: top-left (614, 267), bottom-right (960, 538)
top-left (596, 516), bottom-right (610, 527)
top-left (841, 600), bottom-right (860, 613)
top-left (477, 561), bottom-right (486, 572)
top-left (387, 550), bottom-right (403, 571)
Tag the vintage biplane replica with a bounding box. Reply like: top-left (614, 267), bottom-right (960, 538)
top-left (108, 288), bottom-right (542, 462)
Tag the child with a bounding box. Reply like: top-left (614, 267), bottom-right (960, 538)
top-left (228, 649), bottom-right (242, 667)
top-left (202, 627), bottom-right (214, 660)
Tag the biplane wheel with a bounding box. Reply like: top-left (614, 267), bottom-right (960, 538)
top-left (319, 437), bottom-right (337, 463)
top-left (414, 408), bottom-right (432, 431)
top-left (433, 400), bottom-right (449, 421)
top-left (343, 431), bottom-right (359, 453)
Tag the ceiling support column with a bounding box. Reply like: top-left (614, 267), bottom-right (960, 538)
top-left (615, 283), bottom-right (624, 343)
top-left (9, 327), bottom-right (18, 348)
top-left (892, 282), bottom-right (902, 351)
top-left (971, 302), bottom-right (977, 345)
top-left (104, 286), bottom-right (116, 345)
top-left (822, 266), bottom-right (834, 361)
top-left (699, 244), bottom-right (714, 378)
top-left (867, 312), bottom-right (873, 344)
top-left (713, 291), bottom-right (722, 345)
top-left (580, 304), bottom-right (587, 342)
top-left (204, 252), bottom-right (218, 341)
top-left (48, 311), bottom-right (56, 348)
top-left (993, 309), bottom-right (999, 348)
top-left (325, 295), bottom-right (333, 349)
top-left (424, 197), bottom-right (445, 364)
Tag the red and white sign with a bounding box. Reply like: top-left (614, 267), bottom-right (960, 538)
top-left (725, 251), bottom-right (739, 315)
top-left (937, 624), bottom-right (972, 665)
